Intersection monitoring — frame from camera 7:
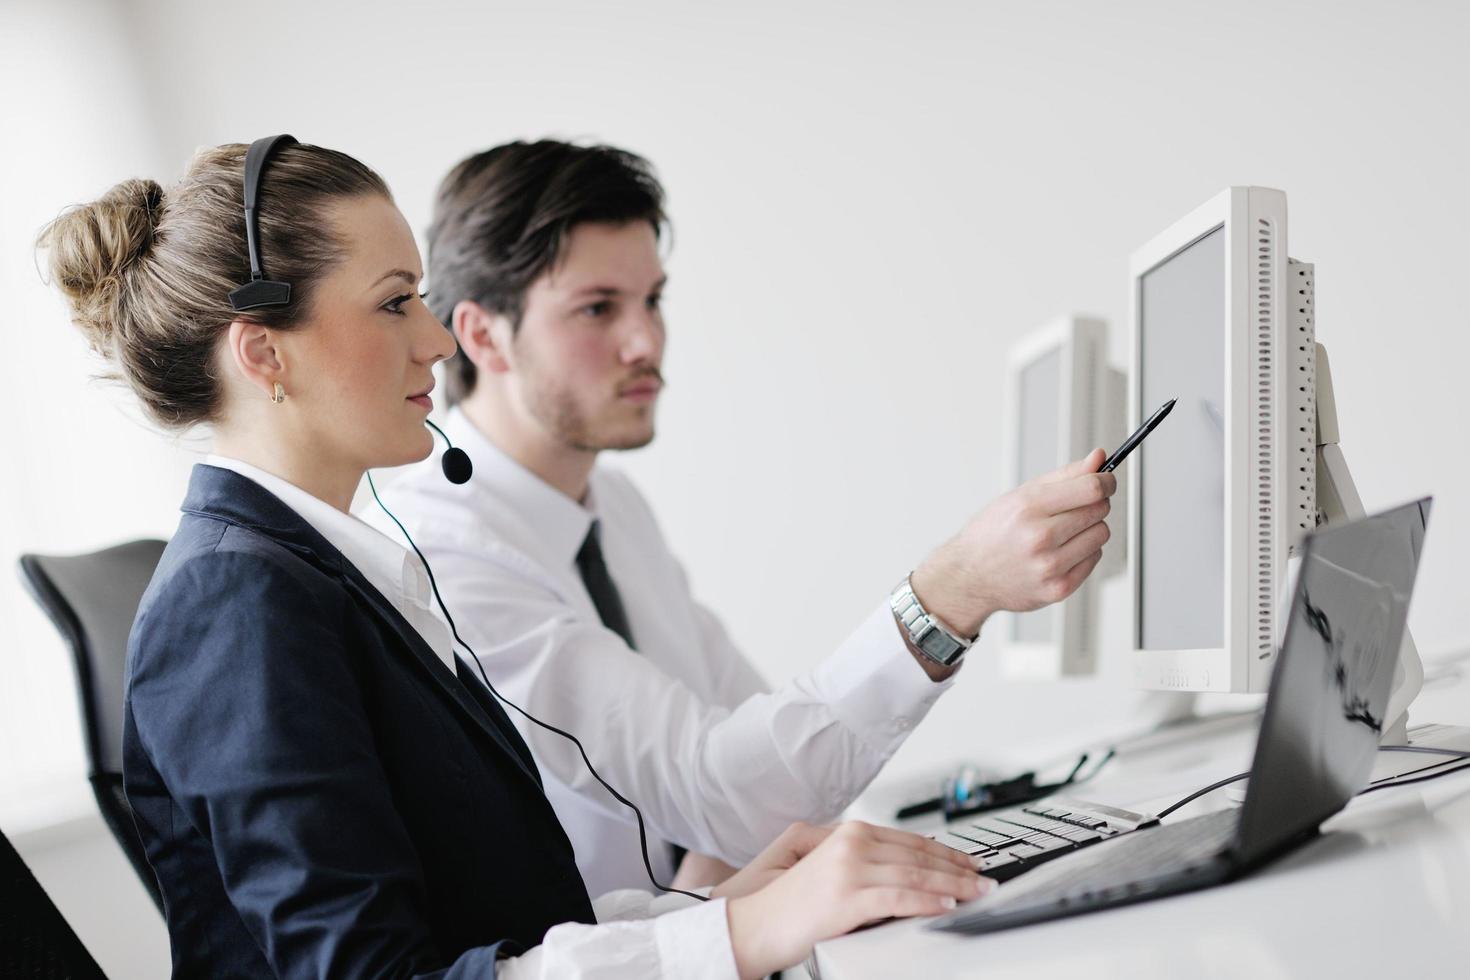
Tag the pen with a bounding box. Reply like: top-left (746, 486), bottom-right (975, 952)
top-left (1101, 397), bottom-right (1176, 472)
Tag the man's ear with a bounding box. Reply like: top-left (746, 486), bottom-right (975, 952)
top-left (452, 300), bottom-right (515, 375)
top-left (225, 318), bottom-right (286, 399)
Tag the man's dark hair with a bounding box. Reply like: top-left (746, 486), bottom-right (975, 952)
top-left (426, 140), bottom-right (668, 405)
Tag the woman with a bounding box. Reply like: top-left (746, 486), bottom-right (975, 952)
top-left (38, 139), bottom-right (985, 978)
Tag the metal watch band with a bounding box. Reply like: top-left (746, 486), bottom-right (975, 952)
top-left (889, 575), bottom-right (973, 667)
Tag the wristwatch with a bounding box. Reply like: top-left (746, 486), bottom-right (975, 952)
top-left (889, 575), bottom-right (975, 667)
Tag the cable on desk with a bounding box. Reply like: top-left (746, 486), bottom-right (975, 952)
top-left (1155, 772), bottom-right (1250, 819)
top-left (1358, 767), bottom-right (1470, 798)
top-left (1376, 744), bottom-right (1470, 760)
top-left (1155, 745), bottom-right (1470, 820)
top-left (1359, 744), bottom-right (1470, 797)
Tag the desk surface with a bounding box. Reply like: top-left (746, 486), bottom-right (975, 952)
top-left (815, 665), bottom-right (1470, 980)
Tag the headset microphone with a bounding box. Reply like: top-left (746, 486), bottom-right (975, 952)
top-left (425, 419), bottom-right (473, 485)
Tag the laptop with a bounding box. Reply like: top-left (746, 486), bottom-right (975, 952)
top-left (931, 498), bottom-right (1432, 935)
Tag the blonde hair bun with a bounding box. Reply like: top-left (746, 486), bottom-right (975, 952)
top-left (39, 178), bottom-right (164, 355)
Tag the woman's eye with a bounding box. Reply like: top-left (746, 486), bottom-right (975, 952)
top-left (647, 294), bottom-right (663, 311)
top-left (383, 293), bottom-right (415, 315)
top-left (581, 300), bottom-right (612, 318)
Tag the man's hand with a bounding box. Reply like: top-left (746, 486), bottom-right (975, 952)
top-left (912, 448), bottom-right (1116, 638)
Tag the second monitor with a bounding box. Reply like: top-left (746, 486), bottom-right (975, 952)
top-left (1000, 315), bottom-right (1126, 679)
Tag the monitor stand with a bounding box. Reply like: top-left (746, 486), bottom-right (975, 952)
top-left (1313, 342), bottom-right (1470, 770)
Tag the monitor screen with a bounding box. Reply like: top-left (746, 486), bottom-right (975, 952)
top-left (1013, 345), bottom-right (1062, 644)
top-left (1138, 226), bottom-right (1226, 651)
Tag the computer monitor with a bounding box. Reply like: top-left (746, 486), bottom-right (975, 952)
top-left (1127, 187), bottom-right (1317, 696)
top-left (999, 315), bottom-right (1126, 679)
top-left (1125, 186), bottom-right (1441, 735)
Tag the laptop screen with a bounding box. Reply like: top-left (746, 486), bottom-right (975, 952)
top-left (1234, 499), bottom-right (1431, 866)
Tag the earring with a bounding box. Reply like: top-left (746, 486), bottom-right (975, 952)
top-left (271, 382), bottom-right (285, 404)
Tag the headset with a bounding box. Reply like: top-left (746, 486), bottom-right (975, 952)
top-left (228, 135), bottom-right (702, 902)
top-left (227, 135), bottom-right (298, 313)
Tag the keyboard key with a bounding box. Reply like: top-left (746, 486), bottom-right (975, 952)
top-left (934, 832), bottom-right (988, 855)
top-left (1012, 818), bottom-right (1060, 834)
top-left (1052, 826), bottom-right (1104, 843)
top-left (1009, 824), bottom-right (1064, 841)
top-left (981, 853), bottom-right (1021, 872)
top-left (1045, 821), bottom-right (1099, 840)
top-left (1009, 816), bottom-right (1074, 835)
top-left (963, 827), bottom-right (1020, 848)
top-left (993, 816), bottom-right (1076, 846)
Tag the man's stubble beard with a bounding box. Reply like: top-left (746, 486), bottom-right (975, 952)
top-left (524, 374), bottom-right (656, 454)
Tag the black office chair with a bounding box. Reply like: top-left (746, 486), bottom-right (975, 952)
top-left (18, 540), bottom-right (168, 912)
top-left (0, 825), bottom-right (108, 979)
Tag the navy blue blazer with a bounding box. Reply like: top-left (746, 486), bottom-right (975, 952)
top-left (123, 465), bottom-right (595, 978)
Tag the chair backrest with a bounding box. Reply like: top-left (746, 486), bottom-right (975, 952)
top-left (17, 539), bottom-right (168, 912)
top-left (0, 826), bottom-right (107, 980)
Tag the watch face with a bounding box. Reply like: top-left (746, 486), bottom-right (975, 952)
top-left (919, 629), bottom-right (962, 665)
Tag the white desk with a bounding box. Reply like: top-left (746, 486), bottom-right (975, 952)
top-left (816, 662), bottom-right (1470, 980)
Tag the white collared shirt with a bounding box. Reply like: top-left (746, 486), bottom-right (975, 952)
top-left (362, 409), bottom-right (954, 897)
top-left (207, 454), bottom-right (738, 979)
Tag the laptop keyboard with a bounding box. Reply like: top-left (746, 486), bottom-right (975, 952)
top-left (932, 798), bottom-right (1157, 882)
top-left (934, 807), bottom-right (1243, 932)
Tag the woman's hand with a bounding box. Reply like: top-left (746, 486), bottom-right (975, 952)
top-left (671, 851), bottom-right (739, 890)
top-left (721, 821), bottom-right (991, 979)
top-left (710, 822), bottom-right (835, 901)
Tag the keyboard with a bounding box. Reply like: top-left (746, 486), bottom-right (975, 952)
top-left (931, 796), bottom-right (1157, 882)
top-left (933, 807), bottom-right (1242, 934)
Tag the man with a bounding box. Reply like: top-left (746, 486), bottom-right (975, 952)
top-left (367, 141), bottom-right (1114, 897)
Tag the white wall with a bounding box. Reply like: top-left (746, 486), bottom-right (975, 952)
top-left (1, 0), bottom-right (197, 815)
top-left (2, 2), bottom-right (183, 974)
top-left (5, 2), bottom-right (1470, 976)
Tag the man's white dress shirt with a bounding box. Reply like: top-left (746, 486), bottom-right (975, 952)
top-left (362, 410), bottom-right (955, 898)
top-left (205, 456), bottom-right (739, 980)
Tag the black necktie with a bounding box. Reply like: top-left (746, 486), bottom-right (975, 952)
top-left (575, 520), bottom-right (636, 650)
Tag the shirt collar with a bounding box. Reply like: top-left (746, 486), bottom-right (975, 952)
top-left (444, 408), bottom-right (598, 564)
top-left (203, 454), bottom-right (442, 630)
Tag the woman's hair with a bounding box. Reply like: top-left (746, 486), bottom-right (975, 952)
top-left (37, 142), bottom-right (389, 429)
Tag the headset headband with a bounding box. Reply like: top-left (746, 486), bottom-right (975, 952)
top-left (227, 134), bottom-right (298, 311)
